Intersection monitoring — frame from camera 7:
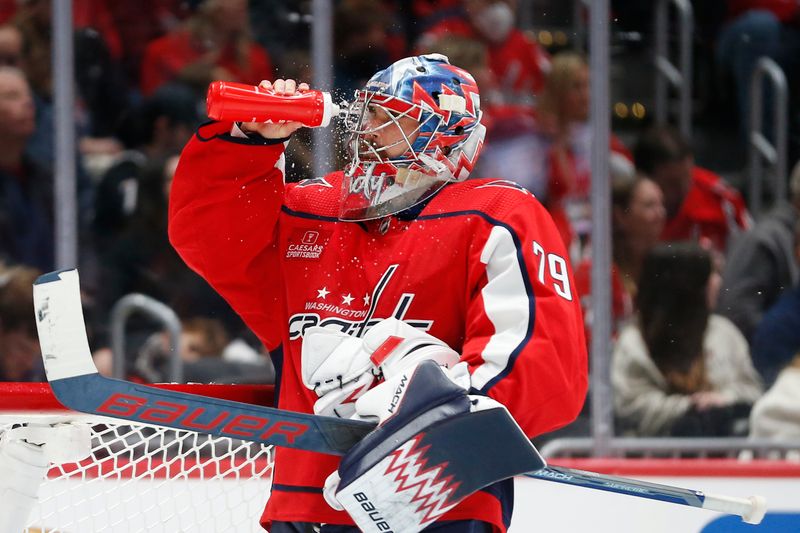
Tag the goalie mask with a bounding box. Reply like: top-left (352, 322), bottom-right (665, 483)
top-left (340, 54), bottom-right (486, 221)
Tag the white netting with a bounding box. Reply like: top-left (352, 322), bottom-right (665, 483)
top-left (0, 415), bottom-right (274, 533)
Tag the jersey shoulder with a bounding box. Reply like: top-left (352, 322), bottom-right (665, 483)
top-left (428, 178), bottom-right (546, 219)
top-left (284, 171), bottom-right (344, 218)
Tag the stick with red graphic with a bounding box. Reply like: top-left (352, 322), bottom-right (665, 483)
top-left (33, 269), bottom-right (767, 525)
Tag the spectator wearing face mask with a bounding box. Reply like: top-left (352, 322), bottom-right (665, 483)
top-left (415, 0), bottom-right (550, 107)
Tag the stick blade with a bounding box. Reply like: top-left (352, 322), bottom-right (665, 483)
top-left (34, 268), bottom-right (99, 384)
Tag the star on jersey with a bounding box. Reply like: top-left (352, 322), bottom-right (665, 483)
top-left (317, 287), bottom-right (330, 299)
top-left (342, 293), bottom-right (354, 306)
top-left (363, 294), bottom-right (370, 306)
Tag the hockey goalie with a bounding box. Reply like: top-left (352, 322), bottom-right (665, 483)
top-left (168, 54), bottom-right (588, 532)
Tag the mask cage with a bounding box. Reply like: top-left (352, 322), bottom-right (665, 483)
top-left (344, 90), bottom-right (443, 171)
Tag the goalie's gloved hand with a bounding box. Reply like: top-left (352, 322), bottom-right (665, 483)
top-left (301, 318), bottom-right (460, 418)
top-left (322, 360), bottom-right (545, 533)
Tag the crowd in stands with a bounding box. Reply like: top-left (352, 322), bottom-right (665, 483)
top-left (0, 0), bottom-right (799, 443)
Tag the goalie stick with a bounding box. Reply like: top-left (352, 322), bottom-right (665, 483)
top-left (33, 269), bottom-right (767, 525)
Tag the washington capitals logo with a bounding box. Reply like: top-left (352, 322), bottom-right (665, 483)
top-left (288, 264), bottom-right (433, 340)
top-left (383, 434), bottom-right (461, 525)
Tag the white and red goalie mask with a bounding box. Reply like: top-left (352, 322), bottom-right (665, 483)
top-left (340, 54), bottom-right (486, 221)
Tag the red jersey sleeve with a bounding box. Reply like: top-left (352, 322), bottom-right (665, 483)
top-left (461, 192), bottom-right (588, 437)
top-left (168, 121), bottom-right (287, 349)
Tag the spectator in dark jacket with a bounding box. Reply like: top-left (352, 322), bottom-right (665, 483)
top-left (92, 83), bottom-right (199, 249)
top-left (751, 282), bottom-right (800, 387)
top-left (716, 1), bottom-right (800, 151)
top-left (718, 159), bottom-right (800, 342)
top-left (0, 66), bottom-right (53, 271)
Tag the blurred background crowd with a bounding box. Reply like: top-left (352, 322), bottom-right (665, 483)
top-left (1, 0), bottom-right (800, 444)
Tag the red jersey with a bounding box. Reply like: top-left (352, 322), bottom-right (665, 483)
top-left (168, 121), bottom-right (588, 531)
top-left (140, 29), bottom-right (273, 96)
top-left (661, 166), bottom-right (751, 252)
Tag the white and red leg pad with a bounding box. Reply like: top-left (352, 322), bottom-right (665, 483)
top-left (323, 361), bottom-right (546, 533)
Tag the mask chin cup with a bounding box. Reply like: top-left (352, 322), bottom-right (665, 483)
top-left (338, 162), bottom-right (449, 222)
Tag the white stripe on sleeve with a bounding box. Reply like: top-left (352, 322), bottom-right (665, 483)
top-left (471, 225), bottom-right (531, 390)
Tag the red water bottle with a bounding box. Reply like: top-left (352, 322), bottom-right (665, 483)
top-left (206, 81), bottom-right (341, 128)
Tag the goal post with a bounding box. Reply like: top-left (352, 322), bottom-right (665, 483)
top-left (0, 382), bottom-right (276, 533)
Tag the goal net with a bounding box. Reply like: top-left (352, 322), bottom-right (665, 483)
top-left (0, 382), bottom-right (275, 533)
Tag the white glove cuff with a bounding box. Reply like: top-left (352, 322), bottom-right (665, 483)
top-left (364, 318), bottom-right (460, 378)
top-left (378, 343), bottom-right (460, 379)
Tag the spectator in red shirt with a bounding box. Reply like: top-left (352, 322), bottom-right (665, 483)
top-left (104, 0), bottom-right (188, 89)
top-left (140, 0), bottom-right (272, 97)
top-left (415, 0), bottom-right (550, 106)
top-left (633, 126), bottom-right (751, 253)
top-left (575, 168), bottom-right (666, 342)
